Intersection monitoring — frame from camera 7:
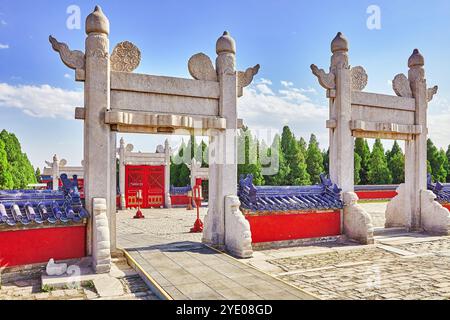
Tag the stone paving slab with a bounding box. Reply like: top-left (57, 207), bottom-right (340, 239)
top-left (117, 208), bottom-right (317, 300)
top-left (122, 241), bottom-right (317, 300)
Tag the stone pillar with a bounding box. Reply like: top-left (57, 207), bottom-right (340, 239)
top-left (51, 154), bottom-right (59, 191)
top-left (407, 49), bottom-right (428, 230)
top-left (119, 137), bottom-right (126, 209)
top-left (164, 139), bottom-right (171, 208)
top-left (202, 32), bottom-right (238, 249)
top-left (83, 6), bottom-right (112, 271)
top-left (109, 132), bottom-right (117, 252)
top-left (329, 33), bottom-right (354, 194)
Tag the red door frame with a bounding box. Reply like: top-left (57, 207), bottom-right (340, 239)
top-left (125, 165), bottom-right (165, 208)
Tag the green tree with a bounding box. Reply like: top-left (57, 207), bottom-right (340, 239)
top-left (355, 138), bottom-right (371, 184)
top-left (0, 139), bottom-right (13, 189)
top-left (264, 134), bottom-right (290, 186)
top-left (386, 141), bottom-right (405, 184)
top-left (0, 130), bottom-right (36, 189)
top-left (446, 145), bottom-right (450, 182)
top-left (427, 139), bottom-right (447, 182)
top-left (367, 139), bottom-right (392, 184)
top-left (306, 134), bottom-right (324, 184)
top-left (354, 152), bottom-right (362, 185)
top-left (279, 126), bottom-right (310, 185)
top-left (35, 167), bottom-right (41, 183)
top-left (298, 137), bottom-right (307, 156)
top-left (170, 140), bottom-right (190, 187)
top-left (237, 127), bottom-right (264, 185)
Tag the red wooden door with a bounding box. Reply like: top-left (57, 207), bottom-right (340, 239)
top-left (125, 165), bottom-right (165, 209)
top-left (146, 166), bottom-right (165, 208)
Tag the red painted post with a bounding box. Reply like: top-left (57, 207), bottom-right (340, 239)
top-left (190, 185), bottom-right (203, 233)
top-left (133, 190), bottom-right (145, 219)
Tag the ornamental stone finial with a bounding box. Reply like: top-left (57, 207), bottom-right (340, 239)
top-left (120, 137), bottom-right (125, 146)
top-left (86, 5), bottom-right (109, 35)
top-left (331, 32), bottom-right (348, 53)
top-left (408, 49), bottom-right (424, 68)
top-left (216, 31), bottom-right (236, 55)
top-left (53, 154), bottom-right (58, 162)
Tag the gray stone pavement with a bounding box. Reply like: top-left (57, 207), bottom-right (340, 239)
top-left (117, 208), bottom-right (317, 300)
top-left (243, 231), bottom-right (450, 300)
top-left (118, 206), bottom-right (450, 300)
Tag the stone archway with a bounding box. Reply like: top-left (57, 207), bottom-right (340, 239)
top-left (312, 32), bottom-right (448, 244)
top-left (50, 6), bottom-right (258, 273)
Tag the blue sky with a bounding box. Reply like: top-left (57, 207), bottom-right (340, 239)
top-left (1, 0), bottom-right (450, 169)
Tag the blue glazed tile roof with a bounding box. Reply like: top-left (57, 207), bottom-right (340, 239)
top-left (238, 174), bottom-right (343, 212)
top-left (170, 185), bottom-right (192, 195)
top-left (0, 174), bottom-right (89, 227)
top-left (427, 174), bottom-right (450, 204)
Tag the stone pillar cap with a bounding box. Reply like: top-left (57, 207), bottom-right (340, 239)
top-left (331, 32), bottom-right (348, 53)
top-left (216, 31), bottom-right (236, 54)
top-left (86, 5), bottom-right (110, 35)
top-left (408, 49), bottom-right (424, 68)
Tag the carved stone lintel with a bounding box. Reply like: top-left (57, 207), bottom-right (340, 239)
top-left (392, 73), bottom-right (413, 98)
top-left (188, 53), bottom-right (217, 81)
top-left (49, 35), bottom-right (85, 71)
top-left (311, 64), bottom-right (335, 90)
top-left (427, 85), bottom-right (438, 102)
top-left (110, 41), bottom-right (141, 72)
top-left (237, 64), bottom-right (260, 97)
top-left (351, 66), bottom-right (368, 91)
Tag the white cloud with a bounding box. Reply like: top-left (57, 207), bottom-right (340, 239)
top-left (259, 78), bottom-right (272, 85)
top-left (255, 83), bottom-right (274, 95)
top-left (0, 82), bottom-right (83, 119)
top-left (281, 80), bottom-right (294, 87)
top-left (64, 73), bottom-right (71, 79)
top-left (239, 78), bottom-right (329, 148)
top-left (0, 20), bottom-right (6, 26)
top-left (0, 43), bottom-right (9, 49)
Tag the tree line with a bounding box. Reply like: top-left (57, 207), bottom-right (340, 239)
top-left (169, 126), bottom-right (450, 187)
top-left (2, 126), bottom-right (449, 191)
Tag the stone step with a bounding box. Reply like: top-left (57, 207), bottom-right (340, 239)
top-left (373, 227), bottom-right (409, 237)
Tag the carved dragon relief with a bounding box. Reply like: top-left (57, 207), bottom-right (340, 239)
top-left (310, 64), bottom-right (335, 90)
top-left (188, 52), bottom-right (259, 96)
top-left (427, 85), bottom-right (438, 102)
top-left (110, 41), bottom-right (141, 72)
top-left (237, 64), bottom-right (260, 97)
top-left (49, 36), bottom-right (85, 71)
top-left (393, 73), bottom-right (438, 102)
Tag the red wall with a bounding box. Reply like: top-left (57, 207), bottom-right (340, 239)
top-left (356, 190), bottom-right (397, 200)
top-left (245, 211), bottom-right (341, 243)
top-left (170, 194), bottom-right (190, 206)
top-left (0, 226), bottom-right (86, 267)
